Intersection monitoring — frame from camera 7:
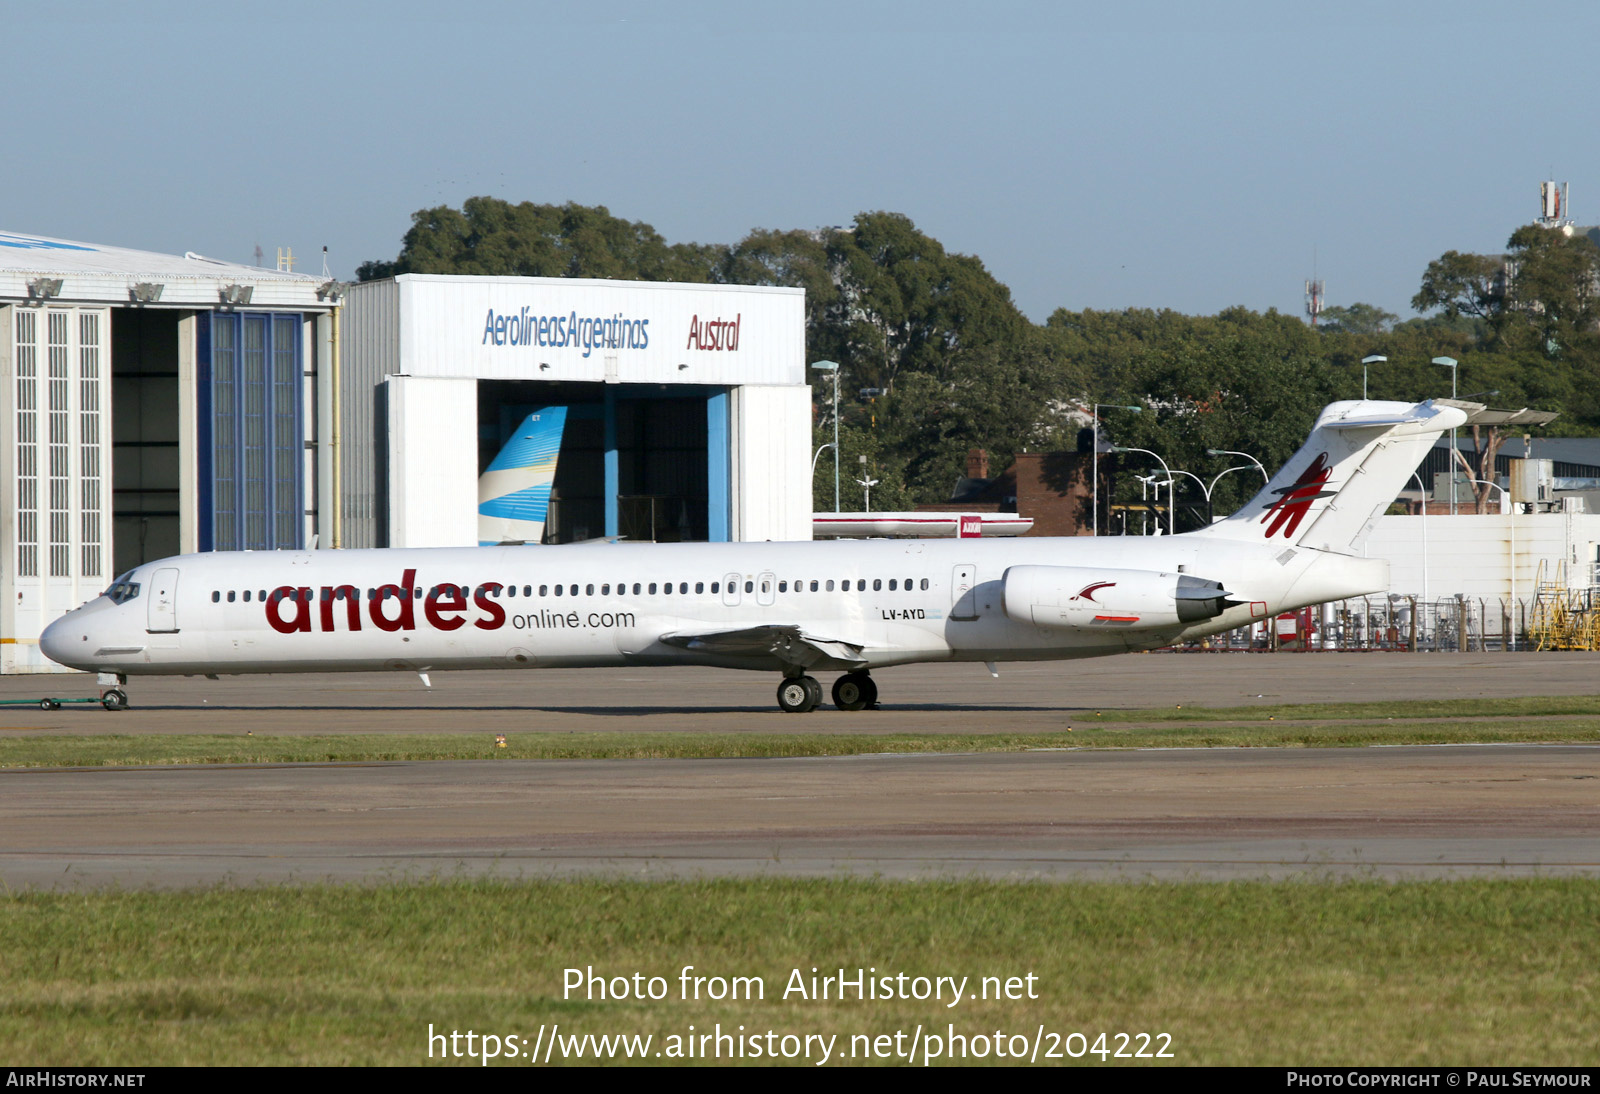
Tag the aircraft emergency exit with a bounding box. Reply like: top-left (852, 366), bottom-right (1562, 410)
top-left (41, 399), bottom-right (1467, 713)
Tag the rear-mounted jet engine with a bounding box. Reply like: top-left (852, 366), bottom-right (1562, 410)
top-left (1002, 566), bottom-right (1235, 630)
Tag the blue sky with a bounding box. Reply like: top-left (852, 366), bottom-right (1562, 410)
top-left (6, 1), bottom-right (1594, 322)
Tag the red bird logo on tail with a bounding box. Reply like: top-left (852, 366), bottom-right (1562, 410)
top-left (1260, 453), bottom-right (1336, 538)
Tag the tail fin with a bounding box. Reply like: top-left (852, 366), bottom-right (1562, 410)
top-left (1191, 399), bottom-right (1468, 553)
top-left (477, 407), bottom-right (568, 546)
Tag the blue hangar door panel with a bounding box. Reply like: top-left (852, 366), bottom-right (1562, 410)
top-left (200, 312), bottom-right (304, 551)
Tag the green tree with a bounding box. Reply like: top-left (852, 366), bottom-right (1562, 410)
top-left (356, 198), bottom-right (720, 282)
top-left (1412, 226), bottom-right (1600, 357)
top-left (1498, 225), bottom-right (1600, 355)
top-left (1411, 250), bottom-right (1505, 324)
top-left (1317, 302), bottom-right (1398, 335)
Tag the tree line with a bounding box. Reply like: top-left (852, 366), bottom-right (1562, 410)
top-left (358, 198), bottom-right (1600, 526)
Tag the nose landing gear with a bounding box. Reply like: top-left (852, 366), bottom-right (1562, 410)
top-left (98, 672), bottom-right (129, 712)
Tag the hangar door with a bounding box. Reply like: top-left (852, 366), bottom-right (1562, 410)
top-left (200, 312), bottom-right (304, 551)
top-left (4, 306), bottom-right (114, 671)
top-left (479, 382), bottom-right (715, 545)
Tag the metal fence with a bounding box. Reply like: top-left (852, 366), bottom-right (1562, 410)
top-left (1174, 595), bottom-right (1547, 653)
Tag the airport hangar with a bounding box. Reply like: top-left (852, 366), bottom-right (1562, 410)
top-left (1, 234), bottom-right (812, 673)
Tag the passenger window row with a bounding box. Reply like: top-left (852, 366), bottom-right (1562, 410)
top-left (209, 577), bottom-right (933, 604)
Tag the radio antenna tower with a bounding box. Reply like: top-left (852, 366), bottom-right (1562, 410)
top-left (1538, 180), bottom-right (1572, 233)
top-left (1304, 277), bottom-right (1325, 327)
top-left (1304, 247), bottom-right (1325, 327)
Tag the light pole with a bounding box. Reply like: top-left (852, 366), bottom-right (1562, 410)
top-left (1359, 354), bottom-right (1385, 400)
top-left (1467, 477), bottom-right (1516, 648)
top-left (1111, 446), bottom-right (1176, 535)
top-left (1206, 448), bottom-right (1268, 484)
top-left (811, 361), bottom-right (840, 512)
top-left (1092, 404), bottom-right (1141, 536)
top-left (1135, 474), bottom-right (1160, 534)
top-left (1166, 469), bottom-right (1213, 523)
top-left (1410, 470), bottom-right (1429, 608)
top-left (855, 454), bottom-right (879, 512)
top-left (1433, 356), bottom-right (1459, 514)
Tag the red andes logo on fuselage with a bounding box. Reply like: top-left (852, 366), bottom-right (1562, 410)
top-left (264, 568), bottom-right (507, 635)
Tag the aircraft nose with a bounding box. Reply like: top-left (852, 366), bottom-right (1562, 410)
top-left (39, 611), bottom-right (89, 669)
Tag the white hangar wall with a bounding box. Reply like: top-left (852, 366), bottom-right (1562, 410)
top-left (1365, 512), bottom-right (1600, 602)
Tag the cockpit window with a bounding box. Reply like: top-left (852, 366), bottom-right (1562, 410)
top-left (105, 572), bottom-right (141, 605)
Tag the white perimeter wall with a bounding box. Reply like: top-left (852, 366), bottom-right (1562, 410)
top-left (386, 376), bottom-right (477, 548)
top-left (732, 385), bottom-right (813, 542)
top-left (1365, 512), bottom-right (1600, 602)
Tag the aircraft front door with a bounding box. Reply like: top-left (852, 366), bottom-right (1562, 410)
top-left (950, 563), bottom-right (979, 621)
top-left (148, 567), bottom-right (180, 633)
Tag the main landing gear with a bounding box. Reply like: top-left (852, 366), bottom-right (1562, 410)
top-left (776, 674), bottom-right (824, 713)
top-left (774, 671), bottom-right (877, 713)
top-left (830, 671), bottom-right (878, 712)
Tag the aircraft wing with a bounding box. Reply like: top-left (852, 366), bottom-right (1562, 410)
top-left (659, 624), bottom-right (868, 669)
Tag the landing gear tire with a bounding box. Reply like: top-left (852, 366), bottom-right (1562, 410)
top-left (101, 690), bottom-right (128, 712)
top-left (39, 699), bottom-right (53, 711)
top-left (777, 676), bottom-right (822, 714)
top-left (831, 672), bottom-right (878, 712)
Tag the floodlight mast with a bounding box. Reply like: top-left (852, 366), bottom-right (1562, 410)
top-left (1092, 404), bottom-right (1141, 536)
top-left (811, 361), bottom-right (841, 512)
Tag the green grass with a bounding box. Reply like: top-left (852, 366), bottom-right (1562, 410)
top-left (5, 699), bottom-right (1600, 769)
top-left (1086, 695), bottom-right (1600, 723)
top-left (2, 878), bottom-right (1595, 1065)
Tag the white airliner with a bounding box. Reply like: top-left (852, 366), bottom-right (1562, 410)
top-left (41, 399), bottom-right (1465, 713)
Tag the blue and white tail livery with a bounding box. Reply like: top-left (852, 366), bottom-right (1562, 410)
top-left (477, 407), bottom-right (567, 546)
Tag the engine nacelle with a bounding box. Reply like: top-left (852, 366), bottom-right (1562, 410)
top-left (1002, 565), bottom-right (1234, 631)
